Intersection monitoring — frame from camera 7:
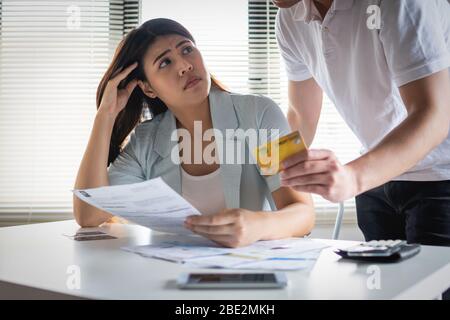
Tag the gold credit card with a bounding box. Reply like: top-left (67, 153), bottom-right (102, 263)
top-left (253, 131), bottom-right (307, 175)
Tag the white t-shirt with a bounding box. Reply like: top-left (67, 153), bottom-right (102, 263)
top-left (276, 0), bottom-right (450, 181)
top-left (181, 167), bottom-right (227, 216)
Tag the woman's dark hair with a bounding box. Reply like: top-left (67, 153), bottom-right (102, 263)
top-left (96, 18), bottom-right (228, 165)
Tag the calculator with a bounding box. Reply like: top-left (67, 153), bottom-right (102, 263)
top-left (335, 240), bottom-right (421, 262)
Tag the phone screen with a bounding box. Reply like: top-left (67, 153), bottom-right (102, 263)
top-left (187, 273), bottom-right (277, 284)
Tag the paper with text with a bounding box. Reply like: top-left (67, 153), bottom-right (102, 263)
top-left (73, 178), bottom-right (200, 235)
top-left (122, 238), bottom-right (329, 270)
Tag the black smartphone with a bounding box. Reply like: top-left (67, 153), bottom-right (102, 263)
top-left (176, 272), bottom-right (287, 289)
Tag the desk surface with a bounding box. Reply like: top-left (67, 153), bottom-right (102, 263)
top-left (0, 220), bottom-right (449, 300)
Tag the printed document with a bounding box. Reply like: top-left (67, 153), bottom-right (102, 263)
top-left (73, 178), bottom-right (200, 235)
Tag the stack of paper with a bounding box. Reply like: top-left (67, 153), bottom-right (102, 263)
top-left (122, 238), bottom-right (329, 270)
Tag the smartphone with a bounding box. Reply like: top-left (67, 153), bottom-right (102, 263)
top-left (176, 272), bottom-right (287, 289)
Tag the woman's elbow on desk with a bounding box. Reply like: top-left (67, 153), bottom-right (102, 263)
top-left (73, 195), bottom-right (113, 228)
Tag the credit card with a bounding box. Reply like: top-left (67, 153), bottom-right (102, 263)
top-left (253, 131), bottom-right (307, 175)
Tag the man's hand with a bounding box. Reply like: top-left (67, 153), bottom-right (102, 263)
top-left (272, 0), bottom-right (301, 8)
top-left (184, 209), bottom-right (266, 248)
top-left (280, 149), bottom-right (358, 202)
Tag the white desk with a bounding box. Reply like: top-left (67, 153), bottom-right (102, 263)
top-left (0, 220), bottom-right (449, 300)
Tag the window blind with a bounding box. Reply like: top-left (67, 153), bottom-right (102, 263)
top-left (0, 0), bottom-right (139, 226)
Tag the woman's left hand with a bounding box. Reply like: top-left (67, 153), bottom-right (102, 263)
top-left (184, 209), bottom-right (265, 248)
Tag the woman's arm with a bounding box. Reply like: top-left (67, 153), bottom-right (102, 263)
top-left (260, 187), bottom-right (315, 240)
top-left (184, 188), bottom-right (314, 248)
top-left (73, 113), bottom-right (115, 227)
top-left (73, 62), bottom-right (138, 227)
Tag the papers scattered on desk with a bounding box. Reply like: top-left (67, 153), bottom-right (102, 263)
top-left (73, 178), bottom-right (200, 235)
top-left (122, 238), bottom-right (328, 270)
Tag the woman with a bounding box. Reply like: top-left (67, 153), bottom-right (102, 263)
top-left (73, 18), bottom-right (315, 247)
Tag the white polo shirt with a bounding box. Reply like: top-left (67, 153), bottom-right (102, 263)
top-left (276, 0), bottom-right (450, 181)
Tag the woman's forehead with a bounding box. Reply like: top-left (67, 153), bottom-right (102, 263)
top-left (145, 34), bottom-right (192, 59)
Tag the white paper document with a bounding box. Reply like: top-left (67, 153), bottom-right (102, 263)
top-left (122, 241), bottom-right (234, 263)
top-left (123, 238), bottom-right (329, 270)
top-left (73, 177), bottom-right (200, 235)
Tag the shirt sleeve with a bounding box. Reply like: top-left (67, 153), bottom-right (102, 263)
top-left (256, 96), bottom-right (292, 193)
top-left (379, 0), bottom-right (450, 87)
top-left (107, 131), bottom-right (146, 185)
top-left (275, 10), bottom-right (313, 82)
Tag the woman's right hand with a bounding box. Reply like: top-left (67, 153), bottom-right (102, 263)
top-left (97, 62), bottom-right (139, 118)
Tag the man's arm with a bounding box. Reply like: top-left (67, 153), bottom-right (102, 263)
top-left (287, 78), bottom-right (323, 146)
top-left (280, 69), bottom-right (450, 202)
top-left (349, 69), bottom-right (450, 194)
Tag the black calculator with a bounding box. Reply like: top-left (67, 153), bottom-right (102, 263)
top-left (335, 240), bottom-right (421, 262)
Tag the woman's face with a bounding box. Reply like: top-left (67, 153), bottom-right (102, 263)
top-left (138, 34), bottom-right (211, 110)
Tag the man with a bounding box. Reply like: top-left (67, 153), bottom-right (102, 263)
top-left (273, 0), bottom-right (450, 245)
